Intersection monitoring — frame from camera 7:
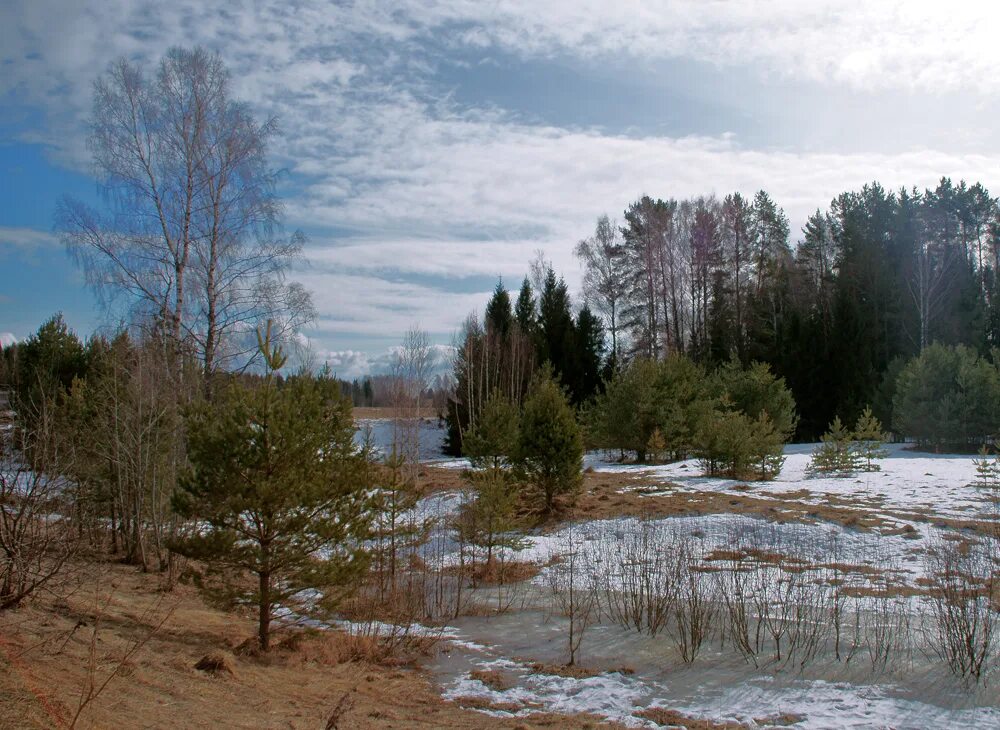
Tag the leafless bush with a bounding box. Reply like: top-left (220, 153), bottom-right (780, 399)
top-left (591, 519), bottom-right (677, 636)
top-left (547, 527), bottom-right (598, 666)
top-left (925, 536), bottom-right (997, 683)
top-left (669, 543), bottom-right (716, 664)
top-left (0, 420), bottom-right (77, 610)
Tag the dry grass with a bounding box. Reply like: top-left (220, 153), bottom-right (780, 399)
top-left (417, 465), bottom-right (469, 493)
top-left (469, 668), bottom-right (514, 691)
top-left (634, 707), bottom-right (748, 729)
top-left (470, 559), bottom-right (541, 586)
top-left (567, 472), bottom-right (894, 532)
top-left (754, 713), bottom-right (805, 727)
top-left (0, 559), bottom-right (626, 729)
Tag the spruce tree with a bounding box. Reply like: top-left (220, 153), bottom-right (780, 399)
top-left (536, 268), bottom-right (575, 385)
top-left (972, 444), bottom-right (999, 489)
top-left (516, 369), bottom-right (584, 515)
top-left (484, 279), bottom-right (513, 340)
top-left (573, 305), bottom-right (606, 404)
top-left (173, 324), bottom-right (377, 651)
top-left (807, 416), bottom-right (857, 475)
top-left (852, 405), bottom-right (888, 472)
top-left (514, 277), bottom-right (536, 334)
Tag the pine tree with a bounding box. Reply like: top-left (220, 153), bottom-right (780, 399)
top-left (457, 468), bottom-right (527, 574)
top-left (516, 369), bottom-right (584, 515)
top-left (463, 390), bottom-right (519, 472)
top-left (460, 390), bottom-right (525, 575)
top-left (173, 323), bottom-right (377, 651)
top-left (808, 416), bottom-right (858, 475)
top-left (371, 444), bottom-right (426, 599)
top-left (852, 405), bottom-right (888, 472)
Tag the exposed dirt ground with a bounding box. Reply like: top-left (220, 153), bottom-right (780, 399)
top-left (0, 560), bottom-right (621, 729)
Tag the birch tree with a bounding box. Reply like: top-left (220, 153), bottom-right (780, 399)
top-left (57, 46), bottom-right (312, 380)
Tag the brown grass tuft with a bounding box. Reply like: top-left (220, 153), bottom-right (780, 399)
top-left (635, 707), bottom-right (748, 729)
top-left (194, 652), bottom-right (236, 676)
top-left (470, 668), bottom-right (514, 691)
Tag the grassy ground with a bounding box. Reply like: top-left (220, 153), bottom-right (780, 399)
top-left (0, 559), bottom-right (620, 729)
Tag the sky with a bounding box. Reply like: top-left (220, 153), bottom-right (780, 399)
top-left (5, 2), bottom-right (1000, 377)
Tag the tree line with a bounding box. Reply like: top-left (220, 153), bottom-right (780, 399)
top-left (573, 181), bottom-right (1000, 439)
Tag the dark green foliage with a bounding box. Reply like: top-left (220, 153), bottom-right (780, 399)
top-left (516, 369), bottom-right (584, 514)
top-left (693, 359), bottom-right (793, 479)
top-left (652, 355), bottom-right (714, 461)
top-left (587, 356), bottom-right (710, 462)
top-left (694, 409), bottom-right (785, 480)
top-left (893, 343), bottom-right (1000, 448)
top-left (463, 390), bottom-right (520, 471)
top-left (13, 314), bottom-right (88, 420)
top-left (711, 359), bottom-right (798, 442)
top-left (172, 329), bottom-right (376, 651)
top-left (585, 358), bottom-right (659, 460)
top-left (572, 305), bottom-right (606, 403)
top-left (852, 406), bottom-right (888, 471)
top-left (457, 468), bottom-right (526, 568)
top-left (514, 277), bottom-right (536, 333)
top-left (807, 416), bottom-right (858, 475)
top-left (485, 280), bottom-right (513, 340)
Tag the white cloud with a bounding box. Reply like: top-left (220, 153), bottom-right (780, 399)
top-left (8, 1), bottom-right (1000, 367)
top-left (0, 227), bottom-right (59, 250)
top-left (318, 343), bottom-right (456, 380)
top-left (0, 332), bottom-right (17, 348)
top-left (297, 271), bottom-right (493, 339)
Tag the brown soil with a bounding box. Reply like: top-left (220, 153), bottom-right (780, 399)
top-left (0, 560), bottom-right (620, 729)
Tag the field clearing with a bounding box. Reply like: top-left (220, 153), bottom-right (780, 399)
top-left (412, 443), bottom-right (1000, 728)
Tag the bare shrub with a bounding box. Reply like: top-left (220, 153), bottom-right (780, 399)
top-left (0, 416), bottom-right (77, 610)
top-left (591, 519), bottom-right (677, 636)
top-left (925, 536), bottom-right (997, 683)
top-left (547, 527), bottom-right (599, 666)
top-left (670, 543), bottom-right (716, 664)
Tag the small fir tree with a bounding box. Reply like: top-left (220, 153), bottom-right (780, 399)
top-left (459, 389), bottom-right (525, 571)
top-left (370, 444), bottom-right (427, 599)
top-left (852, 406), bottom-right (888, 472)
top-left (456, 468), bottom-right (527, 575)
top-left (173, 323), bottom-right (377, 651)
top-left (972, 443), bottom-right (1000, 490)
top-left (808, 416), bottom-right (858, 475)
top-left (646, 428), bottom-right (667, 464)
top-left (516, 369), bottom-right (584, 515)
top-left (463, 390), bottom-right (519, 472)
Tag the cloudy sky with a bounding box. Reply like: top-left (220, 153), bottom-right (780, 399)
top-left (5, 1), bottom-right (1000, 377)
